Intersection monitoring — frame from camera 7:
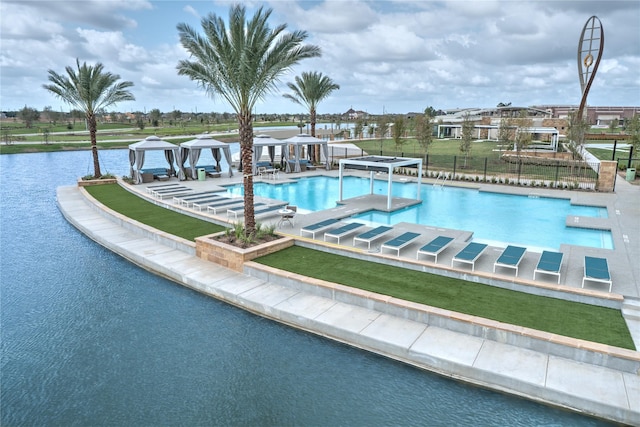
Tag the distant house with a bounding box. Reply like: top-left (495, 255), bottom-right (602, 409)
top-left (343, 108), bottom-right (368, 120)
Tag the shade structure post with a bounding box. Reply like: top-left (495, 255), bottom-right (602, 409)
top-left (387, 166), bottom-right (393, 210)
top-left (370, 170), bottom-right (374, 195)
top-left (338, 161), bottom-right (344, 202)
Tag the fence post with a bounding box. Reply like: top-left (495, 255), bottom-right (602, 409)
top-left (612, 140), bottom-right (617, 161)
top-left (483, 157), bottom-right (487, 181)
top-left (425, 154), bottom-right (429, 177)
top-left (628, 146), bottom-right (634, 168)
top-left (453, 156), bottom-right (457, 178)
top-left (517, 159), bottom-right (522, 184)
top-left (554, 161), bottom-right (560, 188)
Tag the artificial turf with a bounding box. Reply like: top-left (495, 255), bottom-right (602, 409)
top-left (256, 246), bottom-right (635, 350)
top-left (85, 184), bottom-right (225, 241)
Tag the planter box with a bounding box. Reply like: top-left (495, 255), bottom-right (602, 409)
top-left (77, 178), bottom-right (118, 187)
top-left (196, 232), bottom-right (294, 272)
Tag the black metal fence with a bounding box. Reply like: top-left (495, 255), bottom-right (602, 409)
top-left (326, 146), bottom-right (601, 190)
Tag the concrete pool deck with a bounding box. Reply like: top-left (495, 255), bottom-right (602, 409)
top-left (57, 172), bottom-right (640, 425)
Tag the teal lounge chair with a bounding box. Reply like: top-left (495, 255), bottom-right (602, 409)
top-left (451, 242), bottom-right (488, 271)
top-left (255, 204), bottom-right (287, 218)
top-left (493, 245), bottom-right (527, 276)
top-left (324, 222), bottom-right (365, 244)
top-left (353, 226), bottom-right (393, 250)
top-left (227, 202), bottom-right (266, 219)
top-left (582, 256), bottom-right (612, 292)
top-left (173, 192), bottom-right (224, 207)
top-left (300, 218), bottom-right (341, 239)
top-left (202, 198), bottom-right (244, 214)
top-left (416, 236), bottom-right (454, 263)
top-left (533, 251), bottom-right (564, 284)
top-left (380, 232), bottom-right (421, 256)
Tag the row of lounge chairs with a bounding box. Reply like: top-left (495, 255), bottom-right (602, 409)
top-left (298, 218), bottom-right (612, 291)
top-left (146, 183), bottom-right (284, 219)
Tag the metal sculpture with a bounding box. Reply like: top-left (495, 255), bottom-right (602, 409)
top-left (577, 16), bottom-right (604, 119)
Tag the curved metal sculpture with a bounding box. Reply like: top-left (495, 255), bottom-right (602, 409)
top-left (577, 16), bottom-right (604, 119)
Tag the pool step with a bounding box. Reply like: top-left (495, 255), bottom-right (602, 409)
top-left (622, 297), bottom-right (640, 321)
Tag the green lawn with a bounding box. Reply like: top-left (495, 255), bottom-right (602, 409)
top-left (256, 246), bottom-right (635, 350)
top-left (85, 184), bottom-right (226, 241)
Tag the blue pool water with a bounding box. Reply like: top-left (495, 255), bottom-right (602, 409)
top-left (226, 175), bottom-right (612, 250)
top-left (0, 151), bottom-right (613, 425)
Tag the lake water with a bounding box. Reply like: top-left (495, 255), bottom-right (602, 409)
top-left (0, 149), bottom-right (611, 426)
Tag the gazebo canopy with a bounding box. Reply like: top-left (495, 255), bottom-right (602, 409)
top-left (338, 156), bottom-right (422, 210)
top-left (179, 134), bottom-right (235, 180)
top-left (251, 134), bottom-right (289, 175)
top-left (128, 136), bottom-right (178, 184)
top-left (283, 133), bottom-right (330, 172)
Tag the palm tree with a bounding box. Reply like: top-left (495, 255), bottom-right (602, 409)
top-left (43, 59), bottom-right (135, 178)
top-left (283, 71), bottom-right (339, 162)
top-left (176, 5), bottom-right (320, 235)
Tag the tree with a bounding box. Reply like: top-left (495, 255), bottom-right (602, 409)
top-left (44, 59), bottom-right (134, 177)
top-left (625, 114), bottom-right (640, 159)
top-left (19, 106), bottom-right (40, 128)
top-left (459, 112), bottom-right (474, 167)
top-left (608, 118), bottom-right (618, 134)
top-left (424, 106), bottom-right (437, 118)
top-left (177, 5), bottom-right (320, 236)
top-left (392, 115), bottom-right (406, 154)
top-left (497, 117), bottom-right (514, 150)
top-left (513, 111), bottom-right (533, 158)
top-left (415, 114), bottom-right (433, 154)
top-left (149, 108), bottom-right (161, 127)
top-left (283, 71), bottom-right (339, 140)
top-left (566, 110), bottom-right (589, 160)
top-left (284, 71), bottom-right (339, 161)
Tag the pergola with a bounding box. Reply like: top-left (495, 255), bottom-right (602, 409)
top-left (338, 156), bottom-right (422, 210)
top-left (283, 134), bottom-right (330, 172)
top-left (179, 134), bottom-right (235, 180)
top-left (128, 136), bottom-right (178, 184)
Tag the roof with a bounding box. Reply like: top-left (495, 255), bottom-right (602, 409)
top-left (129, 135), bottom-right (177, 151)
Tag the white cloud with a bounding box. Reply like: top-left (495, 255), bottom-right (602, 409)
top-left (0, 0), bottom-right (638, 114)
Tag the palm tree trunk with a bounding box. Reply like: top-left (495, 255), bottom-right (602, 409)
top-left (239, 111), bottom-right (256, 236)
top-left (88, 114), bottom-right (101, 177)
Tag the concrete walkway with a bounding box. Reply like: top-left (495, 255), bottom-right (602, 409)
top-left (57, 184), bottom-right (639, 425)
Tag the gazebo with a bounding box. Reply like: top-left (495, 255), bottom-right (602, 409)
top-left (252, 134), bottom-right (289, 175)
top-left (283, 134), bottom-right (330, 172)
top-left (338, 156), bottom-right (422, 210)
top-left (179, 134), bottom-right (235, 180)
top-left (128, 136), bottom-right (178, 184)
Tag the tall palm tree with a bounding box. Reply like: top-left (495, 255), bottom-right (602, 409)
top-left (43, 59), bottom-right (135, 178)
top-left (284, 71), bottom-right (339, 161)
top-left (177, 5), bottom-right (320, 235)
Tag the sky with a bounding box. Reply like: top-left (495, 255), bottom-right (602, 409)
top-left (1, 0), bottom-right (639, 116)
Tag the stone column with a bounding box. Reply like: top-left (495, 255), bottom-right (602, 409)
top-left (596, 160), bottom-right (617, 192)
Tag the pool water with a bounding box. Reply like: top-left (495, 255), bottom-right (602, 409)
top-left (225, 176), bottom-right (612, 250)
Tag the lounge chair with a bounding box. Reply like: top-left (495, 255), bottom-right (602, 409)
top-left (324, 222), bottom-right (365, 244)
top-left (451, 242), bottom-right (488, 271)
top-left (154, 187), bottom-right (193, 199)
top-left (226, 202), bottom-right (266, 219)
top-left (201, 198), bottom-right (244, 214)
top-left (380, 232), bottom-right (421, 256)
top-left (300, 218), bottom-right (341, 239)
top-left (255, 204), bottom-right (287, 218)
top-left (493, 245), bottom-right (527, 276)
top-left (173, 192), bottom-right (223, 207)
top-left (353, 226), bottom-right (393, 250)
top-left (416, 236), bottom-right (454, 263)
top-left (582, 256), bottom-right (612, 292)
top-left (533, 251), bottom-right (564, 284)
top-left (148, 185), bottom-right (187, 197)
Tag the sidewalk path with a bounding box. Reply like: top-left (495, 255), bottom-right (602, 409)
top-left (57, 185), bottom-right (640, 425)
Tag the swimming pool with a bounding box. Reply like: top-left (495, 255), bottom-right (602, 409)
top-left (225, 176), bottom-right (613, 250)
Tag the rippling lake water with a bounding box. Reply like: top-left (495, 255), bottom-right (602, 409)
top-left (0, 150), bottom-right (611, 426)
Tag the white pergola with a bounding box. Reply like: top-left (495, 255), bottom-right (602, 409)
top-left (338, 156), bottom-right (422, 211)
